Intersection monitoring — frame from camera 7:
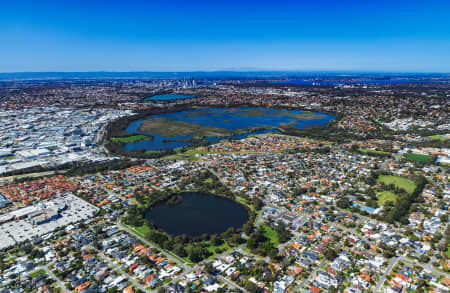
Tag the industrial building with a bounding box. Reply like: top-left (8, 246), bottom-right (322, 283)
top-left (0, 193), bottom-right (98, 250)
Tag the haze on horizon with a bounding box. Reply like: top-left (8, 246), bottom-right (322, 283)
top-left (1, 0), bottom-right (449, 73)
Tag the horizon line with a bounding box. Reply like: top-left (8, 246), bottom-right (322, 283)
top-left (1, 70), bottom-right (449, 74)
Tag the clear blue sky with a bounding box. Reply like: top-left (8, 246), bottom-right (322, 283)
top-left (1, 0), bottom-right (449, 72)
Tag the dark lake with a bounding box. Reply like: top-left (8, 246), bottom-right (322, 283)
top-left (145, 192), bottom-right (249, 236)
top-left (124, 107), bottom-right (336, 151)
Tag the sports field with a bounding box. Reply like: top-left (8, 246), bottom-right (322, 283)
top-left (377, 175), bottom-right (416, 194)
top-left (404, 153), bottom-right (431, 162)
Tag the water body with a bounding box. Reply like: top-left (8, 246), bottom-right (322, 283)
top-left (124, 107), bottom-right (336, 151)
top-left (145, 94), bottom-right (196, 101)
top-left (271, 79), bottom-right (443, 85)
top-left (145, 192), bottom-right (249, 236)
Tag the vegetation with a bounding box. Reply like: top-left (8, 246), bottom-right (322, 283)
top-left (123, 170), bottom-right (256, 263)
top-left (64, 159), bottom-right (141, 177)
top-left (247, 221), bottom-right (291, 259)
top-left (161, 147), bottom-right (205, 161)
top-left (0, 155), bottom-right (15, 160)
top-left (138, 117), bottom-right (231, 137)
top-left (246, 226), bottom-right (278, 258)
top-left (110, 135), bottom-right (151, 143)
top-left (30, 269), bottom-right (47, 278)
top-left (360, 172), bottom-right (427, 224)
top-left (379, 175), bottom-right (427, 224)
top-left (105, 139), bottom-right (177, 159)
top-left (377, 175), bottom-right (417, 194)
top-left (377, 191), bottom-right (398, 205)
top-left (261, 224), bottom-right (280, 246)
top-left (357, 147), bottom-right (391, 157)
top-left (428, 135), bottom-right (448, 141)
top-left (404, 153), bottom-right (432, 162)
top-left (1, 158), bottom-right (140, 179)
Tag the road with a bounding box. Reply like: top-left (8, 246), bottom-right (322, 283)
top-left (398, 256), bottom-right (450, 278)
top-left (295, 258), bottom-right (326, 292)
top-left (94, 248), bottom-right (150, 292)
top-left (29, 261), bottom-right (70, 293)
top-left (218, 275), bottom-right (247, 292)
top-left (43, 265), bottom-right (70, 293)
top-left (373, 256), bottom-right (400, 293)
top-left (118, 219), bottom-right (192, 271)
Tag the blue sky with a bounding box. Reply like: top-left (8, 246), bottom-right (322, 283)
top-left (1, 0), bottom-right (449, 72)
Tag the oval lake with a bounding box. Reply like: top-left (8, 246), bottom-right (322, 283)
top-left (145, 192), bottom-right (249, 236)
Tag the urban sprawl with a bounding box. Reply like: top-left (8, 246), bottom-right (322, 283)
top-left (0, 75), bottom-right (449, 293)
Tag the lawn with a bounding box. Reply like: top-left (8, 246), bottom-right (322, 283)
top-left (236, 197), bottom-right (255, 212)
top-left (428, 135), bottom-right (448, 141)
top-left (261, 223), bottom-right (280, 246)
top-left (183, 241), bottom-right (234, 260)
top-left (0, 155), bottom-right (15, 160)
top-left (377, 175), bottom-right (417, 194)
top-left (204, 241), bottom-right (232, 254)
top-left (358, 148), bottom-right (390, 156)
top-left (133, 224), bottom-right (151, 236)
top-left (377, 191), bottom-right (398, 205)
top-left (30, 269), bottom-right (46, 278)
top-left (110, 135), bottom-right (150, 143)
top-left (163, 148), bottom-right (205, 161)
top-left (145, 150), bottom-right (167, 155)
top-left (404, 153), bottom-right (431, 162)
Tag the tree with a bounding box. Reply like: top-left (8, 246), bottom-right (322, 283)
top-left (252, 198), bottom-right (263, 210)
top-left (211, 234), bottom-right (223, 246)
top-left (324, 247), bottom-right (338, 261)
top-left (173, 244), bottom-right (187, 257)
top-left (244, 281), bottom-right (258, 293)
top-left (247, 236), bottom-right (258, 250)
top-left (242, 223), bottom-right (253, 235)
top-left (188, 246), bottom-right (210, 263)
top-left (337, 197), bottom-right (351, 209)
top-left (205, 262), bottom-right (217, 275)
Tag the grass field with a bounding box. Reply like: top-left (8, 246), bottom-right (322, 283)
top-left (377, 175), bottom-right (417, 194)
top-left (0, 155), bottom-right (15, 160)
top-left (110, 135), bottom-right (150, 143)
top-left (236, 197), bottom-right (256, 212)
top-left (30, 269), bottom-right (46, 278)
top-left (428, 135), bottom-right (448, 141)
top-left (377, 191), bottom-right (398, 205)
top-left (204, 241), bottom-right (232, 254)
top-left (359, 148), bottom-right (390, 156)
top-left (163, 148), bottom-right (205, 161)
top-left (133, 223), bottom-right (151, 236)
top-left (261, 223), bottom-right (280, 246)
top-left (183, 241), bottom-right (234, 260)
top-left (404, 153), bottom-right (431, 162)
